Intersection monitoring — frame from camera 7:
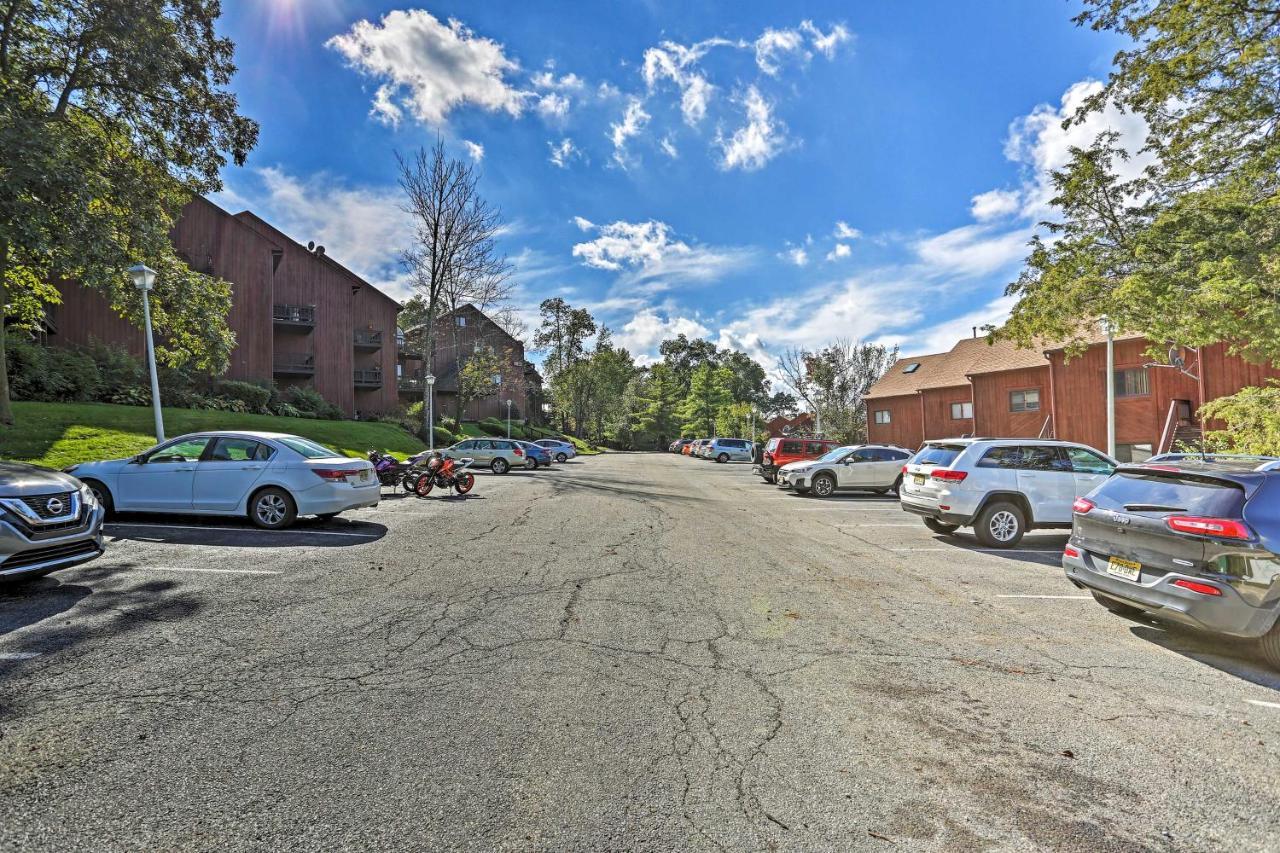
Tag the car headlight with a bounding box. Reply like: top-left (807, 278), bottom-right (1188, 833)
top-left (78, 482), bottom-right (96, 506)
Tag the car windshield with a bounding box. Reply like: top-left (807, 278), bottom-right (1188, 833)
top-left (277, 437), bottom-right (343, 459)
top-left (817, 446), bottom-right (857, 462)
top-left (1091, 471), bottom-right (1245, 516)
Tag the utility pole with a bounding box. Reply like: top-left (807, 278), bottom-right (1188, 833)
top-left (1102, 316), bottom-right (1116, 458)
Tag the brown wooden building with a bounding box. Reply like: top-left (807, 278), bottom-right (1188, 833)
top-left (865, 332), bottom-right (1280, 462)
top-left (48, 197), bottom-right (403, 417)
top-left (399, 303), bottom-right (544, 424)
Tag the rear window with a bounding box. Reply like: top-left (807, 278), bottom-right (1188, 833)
top-left (913, 444), bottom-right (965, 467)
top-left (278, 437), bottom-right (343, 459)
top-left (781, 440), bottom-right (803, 454)
top-left (721, 439), bottom-right (747, 448)
top-left (765, 438), bottom-right (780, 451)
top-left (1091, 471), bottom-right (1246, 517)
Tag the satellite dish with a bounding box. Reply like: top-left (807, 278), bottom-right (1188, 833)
top-left (316, 245), bottom-right (325, 256)
top-left (1168, 346), bottom-right (1185, 369)
top-left (307, 241), bottom-right (315, 251)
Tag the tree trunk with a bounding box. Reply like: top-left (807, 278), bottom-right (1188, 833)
top-left (0, 239), bottom-right (13, 426)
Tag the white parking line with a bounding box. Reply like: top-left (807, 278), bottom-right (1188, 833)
top-left (996, 594), bottom-right (1091, 600)
top-left (838, 523), bottom-right (922, 527)
top-left (1246, 699), bottom-right (1280, 710)
top-left (126, 566), bottom-right (283, 576)
top-left (106, 523), bottom-right (379, 539)
top-left (888, 547), bottom-right (1061, 554)
top-left (0, 652), bottom-right (42, 660)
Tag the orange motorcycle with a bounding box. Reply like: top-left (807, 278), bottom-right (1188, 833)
top-left (412, 455), bottom-right (476, 497)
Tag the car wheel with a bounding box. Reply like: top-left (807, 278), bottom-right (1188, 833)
top-left (974, 501), bottom-right (1025, 548)
top-left (716, 453), bottom-right (729, 463)
top-left (81, 479), bottom-right (113, 517)
top-left (1091, 591), bottom-right (1143, 618)
top-left (492, 458), bottom-right (510, 475)
top-left (556, 452), bottom-right (567, 463)
top-left (811, 473), bottom-right (836, 498)
top-left (250, 487), bottom-right (296, 530)
top-left (526, 457), bottom-right (538, 470)
top-left (1258, 621), bottom-right (1280, 670)
top-left (923, 517), bottom-right (959, 535)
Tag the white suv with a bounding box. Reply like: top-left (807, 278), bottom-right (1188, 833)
top-left (780, 444), bottom-right (911, 497)
top-left (899, 438), bottom-right (1117, 547)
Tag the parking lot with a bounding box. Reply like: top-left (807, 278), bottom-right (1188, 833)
top-left (4, 452), bottom-right (1280, 851)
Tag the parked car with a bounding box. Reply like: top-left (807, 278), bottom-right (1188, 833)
top-left (779, 444), bottom-right (911, 497)
top-left (1063, 459), bottom-right (1280, 668)
top-left (442, 438), bottom-right (527, 474)
top-left (0, 462), bottom-right (105, 582)
top-left (534, 439), bottom-right (577, 463)
top-left (515, 440), bottom-right (552, 469)
top-left (899, 438), bottom-right (1118, 547)
top-left (685, 439), bottom-right (705, 457)
top-left (670, 438), bottom-right (694, 454)
top-left (65, 432), bottom-right (379, 530)
top-left (1147, 452), bottom-right (1279, 468)
top-left (754, 437), bottom-right (843, 484)
top-left (702, 438), bottom-right (753, 463)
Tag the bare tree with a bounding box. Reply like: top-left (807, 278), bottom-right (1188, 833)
top-left (398, 138), bottom-right (508, 436)
top-left (778, 339), bottom-right (898, 442)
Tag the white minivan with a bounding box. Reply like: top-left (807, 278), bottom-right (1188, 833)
top-left (899, 438), bottom-right (1118, 547)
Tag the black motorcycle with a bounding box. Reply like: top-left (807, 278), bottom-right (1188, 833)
top-left (367, 449), bottom-right (415, 490)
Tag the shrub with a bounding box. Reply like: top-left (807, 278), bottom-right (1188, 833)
top-left (478, 417), bottom-right (507, 437)
top-left (270, 402), bottom-right (303, 419)
top-left (83, 340), bottom-right (144, 399)
top-left (406, 400), bottom-right (424, 422)
top-left (316, 401), bottom-right (345, 421)
top-left (5, 339), bottom-right (101, 402)
top-left (48, 349), bottom-right (101, 401)
top-left (157, 363), bottom-right (198, 408)
top-left (1200, 383), bottom-right (1280, 455)
top-left (432, 426), bottom-right (456, 447)
top-left (438, 415), bottom-right (459, 431)
top-left (108, 386), bottom-right (151, 406)
top-left (282, 385), bottom-right (328, 414)
top-left (214, 379), bottom-right (271, 413)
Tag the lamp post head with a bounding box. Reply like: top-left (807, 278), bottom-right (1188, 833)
top-left (506, 398), bottom-right (513, 407)
top-left (128, 263), bottom-right (157, 292)
top-left (425, 373), bottom-right (436, 386)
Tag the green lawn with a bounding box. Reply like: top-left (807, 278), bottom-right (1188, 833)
top-left (453, 420), bottom-right (603, 454)
top-left (0, 401), bottom-right (426, 470)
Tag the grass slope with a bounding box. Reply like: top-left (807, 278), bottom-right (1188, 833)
top-left (0, 401), bottom-right (426, 470)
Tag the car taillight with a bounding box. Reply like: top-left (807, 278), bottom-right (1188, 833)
top-left (313, 468), bottom-right (352, 481)
top-left (1171, 578), bottom-right (1223, 596)
top-left (930, 469), bottom-right (967, 482)
top-left (901, 465), bottom-right (909, 475)
top-left (513, 448), bottom-right (523, 456)
top-left (1063, 545), bottom-right (1081, 558)
top-left (1072, 497), bottom-right (1095, 514)
top-left (1166, 516), bottom-right (1251, 540)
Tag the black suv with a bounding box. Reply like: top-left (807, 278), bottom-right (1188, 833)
top-left (1062, 459), bottom-right (1280, 667)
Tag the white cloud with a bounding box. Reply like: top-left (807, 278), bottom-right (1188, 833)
top-left (659, 135), bottom-right (679, 158)
top-left (572, 219), bottom-right (752, 289)
top-left (969, 188), bottom-right (1020, 221)
top-left (833, 221), bottom-right (861, 240)
top-left (781, 247), bottom-right (808, 266)
top-left (609, 97), bottom-right (650, 167)
top-left (536, 92), bottom-right (570, 119)
top-left (914, 223), bottom-right (1034, 278)
top-left (800, 21), bottom-right (852, 58)
top-left (825, 243), bottom-right (851, 261)
top-left (221, 167), bottom-right (412, 297)
top-left (327, 10), bottom-right (525, 126)
top-left (571, 215), bottom-right (594, 231)
top-left (615, 309), bottom-right (710, 363)
top-left (531, 70), bottom-right (584, 91)
top-left (597, 81), bottom-right (621, 99)
top-left (717, 86), bottom-right (787, 171)
top-left (754, 27), bottom-right (806, 76)
top-left (549, 137), bottom-right (581, 168)
top-left (641, 38), bottom-right (734, 126)
top-left (463, 140), bottom-right (484, 162)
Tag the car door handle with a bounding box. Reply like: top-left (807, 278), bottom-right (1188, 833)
top-left (240, 466), bottom-right (263, 470)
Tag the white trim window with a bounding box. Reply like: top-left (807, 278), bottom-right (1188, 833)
top-left (873, 410), bottom-right (891, 425)
top-left (950, 401), bottom-right (973, 420)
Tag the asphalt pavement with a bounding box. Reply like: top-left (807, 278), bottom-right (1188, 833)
top-left (2, 453), bottom-right (1279, 851)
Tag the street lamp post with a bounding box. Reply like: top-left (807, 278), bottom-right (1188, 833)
top-left (1101, 317), bottom-right (1116, 459)
top-left (505, 398), bottom-right (513, 438)
top-left (425, 373), bottom-right (436, 451)
top-left (128, 264), bottom-right (165, 444)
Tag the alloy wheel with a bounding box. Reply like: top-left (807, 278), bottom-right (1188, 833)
top-left (989, 510), bottom-right (1019, 542)
top-left (256, 494), bottom-right (287, 526)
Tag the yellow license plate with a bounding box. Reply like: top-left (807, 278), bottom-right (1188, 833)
top-left (913, 474), bottom-right (926, 485)
top-left (1106, 556), bottom-right (1141, 582)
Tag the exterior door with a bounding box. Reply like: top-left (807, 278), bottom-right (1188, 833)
top-left (869, 448), bottom-right (909, 488)
top-left (115, 436), bottom-right (211, 511)
top-left (193, 438), bottom-right (272, 512)
top-left (1014, 445), bottom-right (1076, 523)
top-left (1065, 446), bottom-right (1116, 499)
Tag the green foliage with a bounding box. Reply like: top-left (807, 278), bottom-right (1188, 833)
top-left (1200, 383), bottom-right (1280, 456)
top-left (680, 364), bottom-right (733, 436)
top-left (478, 417), bottom-right (508, 437)
top-left (84, 340), bottom-right (145, 394)
top-left (433, 426), bottom-right (457, 447)
top-left (456, 346), bottom-right (506, 417)
top-left (5, 338), bottom-right (101, 402)
top-left (999, 1), bottom-right (1280, 367)
top-left (214, 379), bottom-right (271, 413)
top-left (281, 385), bottom-right (343, 420)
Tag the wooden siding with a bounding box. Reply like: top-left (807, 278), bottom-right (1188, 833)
top-left (866, 394), bottom-right (923, 449)
top-left (971, 365), bottom-right (1051, 438)
top-left (50, 281), bottom-right (146, 360)
top-left (427, 304), bottom-right (529, 422)
top-left (921, 386), bottom-right (972, 442)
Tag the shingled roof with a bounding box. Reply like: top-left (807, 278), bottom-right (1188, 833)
top-left (864, 350), bottom-right (959, 400)
top-left (865, 336), bottom-right (1050, 399)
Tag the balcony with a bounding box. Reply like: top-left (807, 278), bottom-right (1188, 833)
top-left (396, 340), bottom-right (424, 361)
top-left (273, 304), bottom-right (315, 329)
top-left (354, 368), bottom-right (383, 389)
top-left (353, 329), bottom-right (383, 351)
top-left (273, 354), bottom-right (315, 376)
top-left (398, 378), bottom-right (424, 395)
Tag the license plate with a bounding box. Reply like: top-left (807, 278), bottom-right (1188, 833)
top-left (913, 474), bottom-right (926, 485)
top-left (1106, 556), bottom-right (1141, 582)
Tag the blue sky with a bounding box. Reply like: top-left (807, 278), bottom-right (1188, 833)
top-left (214, 1), bottom-right (1142, 372)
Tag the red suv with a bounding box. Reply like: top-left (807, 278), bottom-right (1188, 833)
top-left (754, 437), bottom-right (842, 484)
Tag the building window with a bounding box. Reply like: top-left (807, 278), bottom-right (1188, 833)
top-left (950, 401), bottom-right (973, 420)
top-left (492, 373), bottom-right (501, 385)
top-left (874, 410), bottom-right (891, 425)
top-left (1113, 367), bottom-right (1150, 398)
top-left (1009, 389), bottom-right (1040, 413)
top-left (902, 363), bottom-right (920, 374)
top-left (455, 316), bottom-right (466, 327)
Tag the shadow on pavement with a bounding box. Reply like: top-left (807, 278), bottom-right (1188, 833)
top-left (103, 514), bottom-right (388, 548)
top-left (0, 575), bottom-right (91, 640)
top-left (1129, 623), bottom-right (1280, 691)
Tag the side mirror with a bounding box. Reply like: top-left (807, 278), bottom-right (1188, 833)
top-left (131, 454), bottom-right (146, 464)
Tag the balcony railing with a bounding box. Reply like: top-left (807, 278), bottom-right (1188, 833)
top-left (397, 378), bottom-right (424, 394)
top-left (273, 304), bottom-right (315, 327)
top-left (354, 368), bottom-right (383, 388)
top-left (353, 330), bottom-right (383, 350)
top-left (273, 354), bottom-right (315, 376)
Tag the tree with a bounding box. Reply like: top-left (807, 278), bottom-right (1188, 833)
top-left (0, 0), bottom-right (258, 424)
top-left (532, 297), bottom-right (596, 432)
top-left (659, 334), bottom-right (719, 395)
top-left (779, 340), bottom-right (898, 442)
top-left (679, 363), bottom-right (732, 437)
top-left (398, 139), bottom-right (507, 438)
top-left (455, 345), bottom-right (507, 421)
top-left (630, 363), bottom-right (683, 445)
top-left (998, 1), bottom-right (1280, 365)
top-left (1199, 382), bottom-right (1280, 456)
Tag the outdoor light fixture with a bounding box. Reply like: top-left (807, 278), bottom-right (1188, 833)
top-left (128, 263), bottom-right (164, 443)
top-left (425, 372), bottom-right (437, 451)
top-left (505, 398), bottom-right (514, 438)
